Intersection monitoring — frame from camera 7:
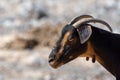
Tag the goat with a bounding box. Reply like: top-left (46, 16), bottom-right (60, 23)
top-left (48, 15), bottom-right (120, 80)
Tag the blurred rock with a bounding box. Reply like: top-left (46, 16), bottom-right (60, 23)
top-left (0, 0), bottom-right (120, 31)
top-left (0, 49), bottom-right (115, 80)
top-left (0, 23), bottom-right (63, 49)
top-left (0, 0), bottom-right (119, 80)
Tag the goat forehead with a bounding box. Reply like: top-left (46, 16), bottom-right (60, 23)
top-left (61, 31), bottom-right (70, 46)
top-left (58, 29), bottom-right (69, 44)
top-left (56, 31), bottom-right (71, 49)
top-left (55, 31), bottom-right (71, 59)
top-left (62, 25), bottom-right (73, 34)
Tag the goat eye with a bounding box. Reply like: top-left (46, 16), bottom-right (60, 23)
top-left (68, 35), bottom-right (74, 42)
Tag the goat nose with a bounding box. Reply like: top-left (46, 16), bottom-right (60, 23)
top-left (49, 50), bottom-right (56, 63)
top-left (49, 57), bottom-right (55, 63)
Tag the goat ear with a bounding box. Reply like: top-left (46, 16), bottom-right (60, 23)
top-left (77, 25), bottom-right (92, 44)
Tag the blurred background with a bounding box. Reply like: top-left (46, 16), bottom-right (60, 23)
top-left (0, 0), bottom-right (119, 80)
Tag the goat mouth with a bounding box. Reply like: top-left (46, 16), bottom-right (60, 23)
top-left (49, 60), bottom-right (64, 69)
top-left (49, 49), bottom-right (72, 69)
top-left (49, 54), bottom-right (66, 68)
top-left (49, 55), bottom-right (64, 69)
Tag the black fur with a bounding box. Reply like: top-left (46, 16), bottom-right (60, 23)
top-left (90, 26), bottom-right (120, 78)
top-left (49, 24), bottom-right (120, 80)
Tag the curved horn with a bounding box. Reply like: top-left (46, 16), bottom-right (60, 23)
top-left (75, 19), bottom-right (113, 32)
top-left (70, 15), bottom-right (93, 25)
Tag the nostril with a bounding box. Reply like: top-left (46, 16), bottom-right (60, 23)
top-left (49, 57), bottom-right (54, 63)
top-left (49, 50), bottom-right (56, 63)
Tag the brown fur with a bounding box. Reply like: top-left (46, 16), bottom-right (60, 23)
top-left (80, 42), bottom-right (95, 57)
top-left (80, 42), bottom-right (106, 65)
top-left (56, 32), bottom-right (71, 60)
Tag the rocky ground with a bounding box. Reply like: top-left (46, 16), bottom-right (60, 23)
top-left (0, 0), bottom-right (119, 80)
top-left (0, 48), bottom-right (115, 80)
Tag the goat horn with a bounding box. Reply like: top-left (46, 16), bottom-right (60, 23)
top-left (74, 19), bottom-right (113, 32)
top-left (70, 15), bottom-right (93, 25)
